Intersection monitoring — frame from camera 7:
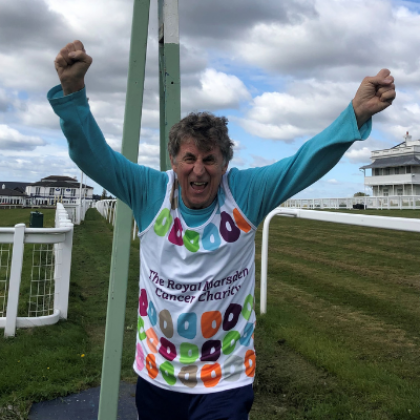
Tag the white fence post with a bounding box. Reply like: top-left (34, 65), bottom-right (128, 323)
top-left (55, 225), bottom-right (73, 319)
top-left (4, 224), bottom-right (25, 337)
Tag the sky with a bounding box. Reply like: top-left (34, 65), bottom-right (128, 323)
top-left (1, 0), bottom-right (420, 198)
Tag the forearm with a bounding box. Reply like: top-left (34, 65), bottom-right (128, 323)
top-left (230, 101), bottom-right (372, 226)
top-left (47, 85), bottom-right (168, 230)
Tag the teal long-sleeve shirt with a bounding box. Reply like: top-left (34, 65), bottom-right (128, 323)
top-left (47, 85), bottom-right (371, 230)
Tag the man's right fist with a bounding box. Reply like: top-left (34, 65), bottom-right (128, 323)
top-left (54, 40), bottom-right (92, 96)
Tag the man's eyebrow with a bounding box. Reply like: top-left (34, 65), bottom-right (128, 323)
top-left (183, 152), bottom-right (196, 159)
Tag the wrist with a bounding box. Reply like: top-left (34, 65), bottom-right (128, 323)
top-left (352, 101), bottom-right (370, 129)
top-left (62, 80), bottom-right (85, 96)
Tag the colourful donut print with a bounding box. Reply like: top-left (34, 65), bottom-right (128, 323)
top-left (159, 337), bottom-right (177, 361)
top-left (201, 363), bottom-right (222, 388)
top-left (220, 212), bottom-right (240, 243)
top-left (180, 343), bottom-right (199, 364)
top-left (147, 301), bottom-right (157, 326)
top-left (136, 343), bottom-right (145, 371)
top-left (239, 322), bottom-right (254, 347)
top-left (139, 289), bottom-right (148, 316)
top-left (183, 230), bottom-right (200, 253)
top-left (145, 327), bottom-right (159, 353)
top-left (154, 208), bottom-right (173, 236)
top-left (177, 313), bottom-right (197, 339)
top-left (168, 217), bottom-right (183, 246)
top-left (178, 365), bottom-right (198, 388)
top-left (146, 354), bottom-right (158, 379)
top-left (201, 311), bottom-right (222, 338)
top-left (244, 350), bottom-right (256, 377)
top-left (160, 361), bottom-right (176, 385)
top-left (223, 355), bottom-right (242, 382)
top-left (222, 331), bottom-right (241, 355)
top-left (202, 223), bottom-right (221, 251)
top-left (137, 316), bottom-right (146, 340)
top-left (223, 303), bottom-right (241, 331)
top-left (159, 309), bottom-right (174, 338)
top-left (242, 294), bottom-right (253, 320)
top-left (201, 340), bottom-right (221, 362)
top-left (233, 208), bottom-right (251, 233)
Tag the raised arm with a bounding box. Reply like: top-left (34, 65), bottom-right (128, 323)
top-left (54, 40), bottom-right (92, 95)
top-left (229, 69), bottom-right (396, 226)
top-left (50, 41), bottom-right (168, 230)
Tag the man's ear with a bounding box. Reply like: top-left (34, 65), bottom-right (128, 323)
top-left (222, 160), bottom-right (228, 175)
top-left (170, 155), bottom-right (177, 172)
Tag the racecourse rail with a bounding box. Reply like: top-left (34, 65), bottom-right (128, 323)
top-left (0, 204), bottom-right (74, 337)
top-left (96, 200), bottom-right (420, 316)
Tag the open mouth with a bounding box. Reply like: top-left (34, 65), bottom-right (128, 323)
top-left (190, 182), bottom-right (208, 191)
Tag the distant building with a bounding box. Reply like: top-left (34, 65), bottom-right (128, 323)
top-left (25, 175), bottom-right (94, 206)
top-left (360, 132), bottom-right (420, 196)
top-left (0, 183), bottom-right (28, 205)
top-left (0, 175), bottom-right (94, 206)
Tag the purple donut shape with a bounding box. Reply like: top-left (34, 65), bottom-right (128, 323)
top-left (200, 340), bottom-right (221, 362)
top-left (168, 217), bottom-right (183, 246)
top-left (159, 337), bottom-right (177, 361)
top-left (223, 303), bottom-right (242, 331)
top-left (220, 212), bottom-right (240, 243)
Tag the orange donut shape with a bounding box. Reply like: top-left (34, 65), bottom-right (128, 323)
top-left (146, 354), bottom-right (158, 379)
top-left (145, 327), bottom-right (159, 353)
top-left (201, 311), bottom-right (222, 339)
top-left (244, 350), bottom-right (256, 377)
top-left (200, 363), bottom-right (222, 388)
top-left (233, 208), bottom-right (251, 233)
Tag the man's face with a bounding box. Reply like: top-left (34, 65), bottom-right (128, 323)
top-left (170, 139), bottom-right (228, 210)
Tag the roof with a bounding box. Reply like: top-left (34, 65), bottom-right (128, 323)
top-left (41, 175), bottom-right (78, 182)
top-left (360, 155), bottom-right (420, 169)
top-left (0, 182), bottom-right (31, 191)
top-left (0, 187), bottom-right (27, 197)
top-left (29, 181), bottom-right (93, 189)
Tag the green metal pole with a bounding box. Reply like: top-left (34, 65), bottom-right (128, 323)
top-left (97, 1), bottom-right (150, 419)
top-left (159, 0), bottom-right (181, 171)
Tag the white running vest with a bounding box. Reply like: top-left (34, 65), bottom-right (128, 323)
top-left (134, 170), bottom-right (257, 393)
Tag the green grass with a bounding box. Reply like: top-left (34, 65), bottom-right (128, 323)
top-left (1, 208), bottom-right (420, 419)
top-left (252, 209), bottom-right (420, 419)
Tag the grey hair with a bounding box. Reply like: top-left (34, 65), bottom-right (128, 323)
top-left (168, 112), bottom-right (234, 164)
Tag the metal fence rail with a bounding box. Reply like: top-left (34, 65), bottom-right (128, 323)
top-left (96, 199), bottom-right (138, 240)
top-left (0, 204), bottom-right (74, 337)
top-left (284, 195), bottom-right (420, 210)
top-left (260, 208), bottom-right (420, 314)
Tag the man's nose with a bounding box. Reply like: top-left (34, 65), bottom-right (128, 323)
top-left (193, 162), bottom-right (205, 176)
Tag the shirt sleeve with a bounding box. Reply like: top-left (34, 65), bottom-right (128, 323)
top-left (47, 85), bottom-right (168, 231)
top-left (228, 101), bottom-right (372, 227)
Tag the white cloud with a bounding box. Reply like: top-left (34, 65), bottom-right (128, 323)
top-left (326, 178), bottom-right (339, 184)
top-left (182, 69), bottom-right (251, 111)
top-left (0, 125), bottom-right (46, 150)
top-left (345, 147), bottom-right (373, 164)
top-left (238, 79), bottom-right (353, 141)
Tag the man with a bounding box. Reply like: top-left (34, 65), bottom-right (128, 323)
top-left (49, 40), bottom-right (395, 420)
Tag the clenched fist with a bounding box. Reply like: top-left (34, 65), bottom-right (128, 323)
top-left (54, 40), bottom-right (92, 95)
top-left (353, 69), bottom-right (396, 128)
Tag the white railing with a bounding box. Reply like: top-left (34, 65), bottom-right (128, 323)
top-left (96, 199), bottom-right (138, 240)
top-left (0, 204), bottom-right (74, 337)
top-left (284, 195), bottom-right (420, 210)
top-left (260, 208), bottom-right (420, 314)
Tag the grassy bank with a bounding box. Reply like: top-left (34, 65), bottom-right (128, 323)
top-left (1, 208), bottom-right (419, 419)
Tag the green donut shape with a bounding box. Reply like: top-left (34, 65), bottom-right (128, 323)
top-left (138, 317), bottom-right (146, 340)
top-left (154, 208), bottom-right (173, 237)
top-left (242, 294), bottom-right (253, 320)
top-left (183, 229), bottom-right (200, 252)
top-left (222, 331), bottom-right (241, 355)
top-left (180, 343), bottom-right (199, 364)
top-left (160, 361), bottom-right (176, 386)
